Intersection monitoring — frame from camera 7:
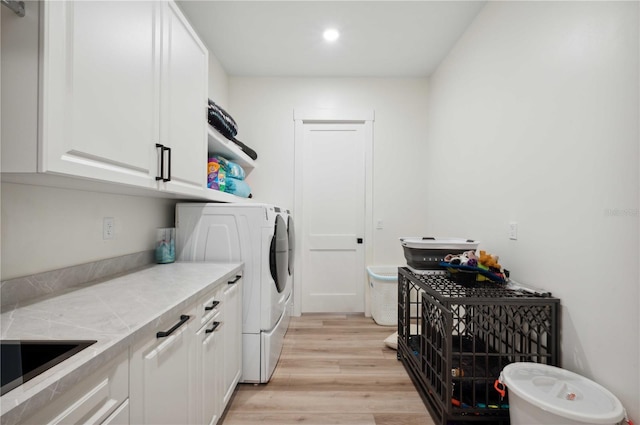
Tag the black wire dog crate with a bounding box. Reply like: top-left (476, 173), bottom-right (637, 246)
top-left (397, 267), bottom-right (560, 425)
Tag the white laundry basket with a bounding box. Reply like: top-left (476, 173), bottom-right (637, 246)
top-left (499, 363), bottom-right (625, 425)
top-left (367, 266), bottom-right (399, 326)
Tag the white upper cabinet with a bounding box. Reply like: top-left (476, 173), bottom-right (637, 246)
top-left (158, 1), bottom-right (208, 196)
top-left (1, 1), bottom-right (246, 201)
top-left (41, 0), bottom-right (160, 188)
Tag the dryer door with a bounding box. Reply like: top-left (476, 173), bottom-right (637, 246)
top-left (287, 215), bottom-right (295, 277)
top-left (269, 215), bottom-right (289, 293)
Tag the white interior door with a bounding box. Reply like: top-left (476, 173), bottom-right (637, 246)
top-left (294, 110), bottom-right (374, 313)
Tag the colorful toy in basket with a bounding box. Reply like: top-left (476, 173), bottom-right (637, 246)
top-left (444, 250), bottom-right (479, 267)
top-left (478, 250), bottom-right (502, 272)
top-left (441, 250), bottom-right (508, 284)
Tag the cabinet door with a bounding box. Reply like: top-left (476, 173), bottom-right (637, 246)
top-left (18, 350), bottom-right (129, 425)
top-left (222, 275), bottom-right (243, 407)
top-left (129, 309), bottom-right (197, 425)
top-left (197, 315), bottom-right (224, 425)
top-left (41, 1), bottom-right (159, 188)
top-left (159, 1), bottom-right (208, 196)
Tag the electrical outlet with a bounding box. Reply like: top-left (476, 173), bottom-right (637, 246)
top-left (509, 222), bottom-right (518, 240)
top-left (103, 217), bottom-right (115, 240)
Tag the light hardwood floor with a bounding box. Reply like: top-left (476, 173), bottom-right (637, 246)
top-left (221, 314), bottom-right (435, 425)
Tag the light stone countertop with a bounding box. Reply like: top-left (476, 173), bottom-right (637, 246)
top-left (0, 262), bottom-right (243, 425)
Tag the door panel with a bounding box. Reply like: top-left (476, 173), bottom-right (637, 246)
top-left (160, 1), bottom-right (208, 194)
top-left (300, 123), bottom-right (366, 313)
top-left (43, 1), bottom-right (158, 187)
top-left (308, 234), bottom-right (357, 250)
top-left (129, 308), bottom-right (196, 425)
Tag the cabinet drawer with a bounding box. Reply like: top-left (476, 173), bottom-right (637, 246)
top-left (100, 399), bottom-right (129, 425)
top-left (19, 349), bottom-right (129, 425)
top-left (196, 285), bottom-right (224, 327)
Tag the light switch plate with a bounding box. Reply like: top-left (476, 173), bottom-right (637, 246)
top-left (103, 217), bottom-right (115, 240)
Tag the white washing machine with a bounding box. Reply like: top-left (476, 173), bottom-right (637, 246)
top-left (175, 203), bottom-right (290, 383)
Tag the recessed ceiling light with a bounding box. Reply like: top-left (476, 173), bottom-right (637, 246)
top-left (323, 28), bottom-right (340, 42)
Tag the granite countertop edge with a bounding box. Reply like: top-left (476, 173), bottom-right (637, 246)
top-left (0, 262), bottom-right (243, 425)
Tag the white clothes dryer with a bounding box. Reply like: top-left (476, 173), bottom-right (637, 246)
top-left (278, 208), bottom-right (295, 304)
top-left (175, 203), bottom-right (290, 383)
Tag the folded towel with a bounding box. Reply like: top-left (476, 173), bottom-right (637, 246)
top-left (208, 99), bottom-right (238, 138)
top-left (210, 155), bottom-right (246, 180)
top-left (207, 99), bottom-right (258, 161)
top-left (225, 176), bottom-right (252, 198)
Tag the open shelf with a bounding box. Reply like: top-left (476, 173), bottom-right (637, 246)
top-left (207, 127), bottom-right (256, 176)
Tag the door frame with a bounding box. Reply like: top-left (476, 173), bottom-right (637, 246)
top-left (293, 108), bottom-right (374, 317)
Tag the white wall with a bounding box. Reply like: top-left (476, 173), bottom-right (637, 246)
top-left (1, 44), bottom-right (232, 282)
top-left (1, 183), bottom-right (176, 280)
top-left (424, 1), bottom-right (639, 418)
top-left (208, 52), bottom-right (229, 107)
top-left (228, 77), bottom-right (429, 266)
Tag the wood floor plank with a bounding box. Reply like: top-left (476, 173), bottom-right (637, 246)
top-left (222, 413), bottom-right (376, 425)
top-left (374, 413), bottom-right (436, 425)
top-left (227, 390), bottom-right (428, 414)
top-left (221, 314), bottom-right (434, 425)
top-left (257, 373), bottom-right (417, 392)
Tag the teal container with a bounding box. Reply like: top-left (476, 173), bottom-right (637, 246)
top-left (155, 228), bottom-right (175, 264)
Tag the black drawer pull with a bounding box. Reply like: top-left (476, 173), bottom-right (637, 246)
top-left (205, 321), bottom-right (221, 333)
top-left (228, 275), bottom-right (242, 285)
top-left (156, 315), bottom-right (190, 338)
top-left (205, 300), bottom-right (220, 311)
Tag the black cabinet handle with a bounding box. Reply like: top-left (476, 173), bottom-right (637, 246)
top-left (228, 275), bottom-right (241, 285)
top-left (155, 143), bottom-right (165, 181)
top-left (156, 314), bottom-right (190, 338)
top-left (205, 300), bottom-right (220, 311)
top-left (155, 144), bottom-right (171, 182)
top-left (357, 238), bottom-right (363, 244)
top-left (165, 146), bottom-right (171, 182)
top-left (205, 321), bottom-right (221, 333)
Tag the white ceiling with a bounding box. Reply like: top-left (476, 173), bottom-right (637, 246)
top-left (176, 1), bottom-right (487, 78)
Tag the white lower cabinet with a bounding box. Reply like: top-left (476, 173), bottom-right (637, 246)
top-left (18, 350), bottom-right (129, 425)
top-left (19, 276), bottom-right (243, 425)
top-left (222, 275), bottom-right (243, 406)
top-left (129, 308), bottom-right (198, 425)
top-left (196, 312), bottom-right (224, 425)
top-left (130, 275), bottom-right (242, 425)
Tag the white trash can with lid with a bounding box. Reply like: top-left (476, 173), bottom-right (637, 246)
top-left (499, 363), bottom-right (625, 425)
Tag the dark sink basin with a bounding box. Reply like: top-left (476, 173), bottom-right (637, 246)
top-left (1, 340), bottom-right (96, 396)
